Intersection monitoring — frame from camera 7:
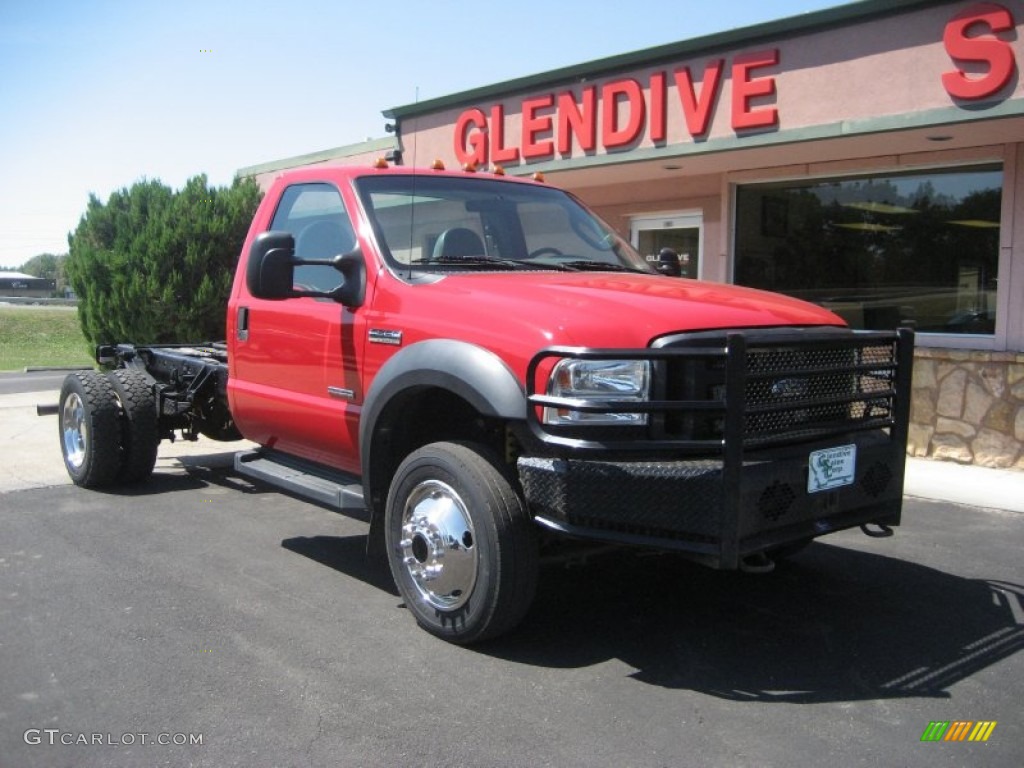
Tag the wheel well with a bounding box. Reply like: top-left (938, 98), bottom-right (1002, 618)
top-left (367, 386), bottom-right (509, 519)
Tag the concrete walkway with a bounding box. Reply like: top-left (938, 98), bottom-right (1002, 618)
top-left (904, 456), bottom-right (1024, 513)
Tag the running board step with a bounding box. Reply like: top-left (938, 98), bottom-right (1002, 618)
top-left (234, 449), bottom-right (365, 511)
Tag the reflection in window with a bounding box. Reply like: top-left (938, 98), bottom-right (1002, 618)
top-left (355, 175), bottom-right (647, 273)
top-left (270, 183), bottom-right (355, 293)
top-left (734, 166), bottom-right (1002, 334)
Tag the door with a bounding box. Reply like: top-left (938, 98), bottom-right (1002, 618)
top-left (231, 182), bottom-right (363, 472)
top-left (631, 212), bottom-right (703, 279)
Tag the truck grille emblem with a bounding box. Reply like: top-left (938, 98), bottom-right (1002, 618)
top-left (770, 378), bottom-right (808, 399)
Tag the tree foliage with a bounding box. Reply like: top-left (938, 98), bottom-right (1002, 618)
top-left (20, 252), bottom-right (65, 280)
top-left (66, 175), bottom-right (263, 345)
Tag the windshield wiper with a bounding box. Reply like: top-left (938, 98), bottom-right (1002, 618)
top-left (409, 256), bottom-right (650, 274)
top-left (554, 260), bottom-right (651, 274)
top-left (411, 255), bottom-right (533, 270)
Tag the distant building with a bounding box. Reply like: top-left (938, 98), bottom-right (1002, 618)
top-left (0, 271), bottom-right (57, 298)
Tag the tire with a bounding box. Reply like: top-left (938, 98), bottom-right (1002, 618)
top-left (59, 371), bottom-right (124, 488)
top-left (108, 368), bottom-right (160, 483)
top-left (385, 441), bottom-right (538, 644)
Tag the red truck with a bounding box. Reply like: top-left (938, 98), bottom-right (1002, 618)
top-left (57, 163), bottom-right (914, 644)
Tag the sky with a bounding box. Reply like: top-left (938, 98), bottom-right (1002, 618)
top-left (0, 0), bottom-right (843, 268)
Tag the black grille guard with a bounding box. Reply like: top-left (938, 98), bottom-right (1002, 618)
top-left (525, 327), bottom-right (915, 455)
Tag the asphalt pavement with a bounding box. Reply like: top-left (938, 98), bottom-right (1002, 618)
top-left (0, 372), bottom-right (1022, 766)
top-left (0, 370), bottom-right (76, 396)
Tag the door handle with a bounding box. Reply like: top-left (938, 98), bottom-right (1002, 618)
top-left (237, 306), bottom-right (249, 341)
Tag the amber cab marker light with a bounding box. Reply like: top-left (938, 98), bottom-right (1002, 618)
top-left (373, 157), bottom-right (389, 168)
top-left (430, 159), bottom-right (446, 170)
top-left (532, 171), bottom-right (545, 183)
top-left (492, 165), bottom-right (506, 176)
top-left (463, 161), bottom-right (478, 173)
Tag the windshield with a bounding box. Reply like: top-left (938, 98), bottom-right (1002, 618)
top-left (354, 174), bottom-right (653, 275)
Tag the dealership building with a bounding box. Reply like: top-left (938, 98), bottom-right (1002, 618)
top-left (240, 0), bottom-right (1024, 469)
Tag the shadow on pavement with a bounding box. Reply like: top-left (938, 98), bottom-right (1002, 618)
top-left (285, 533), bottom-right (1023, 703)
top-left (282, 535), bottom-right (398, 596)
top-left (93, 453), bottom-right (270, 497)
top-left (485, 543), bottom-right (1024, 703)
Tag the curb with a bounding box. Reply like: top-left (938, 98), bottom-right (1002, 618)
top-left (23, 366), bottom-right (94, 373)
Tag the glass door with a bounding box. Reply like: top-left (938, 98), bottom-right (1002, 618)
top-left (631, 212), bottom-right (703, 279)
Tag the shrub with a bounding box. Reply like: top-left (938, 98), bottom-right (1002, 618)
top-left (66, 175), bottom-right (262, 345)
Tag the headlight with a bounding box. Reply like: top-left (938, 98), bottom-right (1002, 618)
top-left (543, 359), bottom-right (650, 425)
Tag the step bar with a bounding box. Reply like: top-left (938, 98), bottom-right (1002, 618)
top-left (234, 449), bottom-right (365, 512)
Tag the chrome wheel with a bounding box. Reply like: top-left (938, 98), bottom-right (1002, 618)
top-left (61, 392), bottom-right (87, 471)
top-left (399, 479), bottom-right (478, 611)
top-left (58, 371), bottom-right (124, 488)
top-left (385, 441), bottom-right (538, 644)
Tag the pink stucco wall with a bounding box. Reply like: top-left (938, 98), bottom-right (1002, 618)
top-left (397, 1), bottom-right (1023, 170)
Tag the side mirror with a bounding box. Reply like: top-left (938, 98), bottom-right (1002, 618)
top-left (331, 250), bottom-right (366, 308)
top-left (656, 247), bottom-right (681, 277)
top-left (247, 231), bottom-right (296, 299)
top-left (246, 230), bottom-right (366, 308)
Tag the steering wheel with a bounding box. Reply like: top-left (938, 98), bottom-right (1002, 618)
top-left (527, 247), bottom-right (564, 259)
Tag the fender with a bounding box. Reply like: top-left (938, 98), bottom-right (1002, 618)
top-left (359, 338), bottom-right (527, 484)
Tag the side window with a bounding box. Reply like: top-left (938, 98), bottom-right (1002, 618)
top-left (270, 183), bottom-right (355, 292)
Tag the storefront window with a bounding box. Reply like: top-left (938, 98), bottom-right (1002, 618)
top-left (734, 166), bottom-right (1002, 335)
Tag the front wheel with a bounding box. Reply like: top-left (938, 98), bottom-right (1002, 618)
top-left (385, 441), bottom-right (538, 644)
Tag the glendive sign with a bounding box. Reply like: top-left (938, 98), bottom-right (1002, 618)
top-left (453, 2), bottom-right (1019, 167)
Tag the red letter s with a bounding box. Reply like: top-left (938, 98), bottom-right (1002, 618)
top-left (942, 3), bottom-right (1016, 100)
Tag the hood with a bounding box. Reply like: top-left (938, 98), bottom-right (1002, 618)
top-left (417, 271), bottom-right (844, 348)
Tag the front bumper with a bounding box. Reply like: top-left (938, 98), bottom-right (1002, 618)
top-left (518, 429), bottom-right (904, 569)
top-left (519, 328), bottom-right (913, 568)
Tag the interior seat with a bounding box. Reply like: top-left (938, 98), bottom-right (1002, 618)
top-left (432, 227), bottom-right (484, 260)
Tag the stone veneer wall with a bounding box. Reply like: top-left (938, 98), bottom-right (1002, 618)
top-left (908, 348), bottom-right (1024, 470)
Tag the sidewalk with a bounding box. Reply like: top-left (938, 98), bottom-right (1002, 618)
top-left (2, 388), bottom-right (1022, 511)
top-left (904, 456), bottom-right (1024, 513)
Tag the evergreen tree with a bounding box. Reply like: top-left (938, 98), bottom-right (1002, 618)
top-left (20, 252), bottom-right (64, 280)
top-left (66, 175), bottom-right (262, 345)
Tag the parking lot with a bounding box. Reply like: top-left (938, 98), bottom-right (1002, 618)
top-left (1, 382), bottom-right (1022, 767)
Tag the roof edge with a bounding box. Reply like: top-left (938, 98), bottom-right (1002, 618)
top-left (236, 136), bottom-right (397, 178)
top-left (384, 0), bottom-right (949, 119)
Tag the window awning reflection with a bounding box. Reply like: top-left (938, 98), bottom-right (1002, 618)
top-left (831, 222), bottom-right (902, 233)
top-left (841, 201), bottom-right (919, 215)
